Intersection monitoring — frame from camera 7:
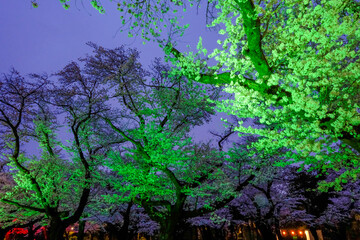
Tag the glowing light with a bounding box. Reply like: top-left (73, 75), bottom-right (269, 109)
top-left (71, 227), bottom-right (74, 230)
top-left (282, 231), bottom-right (286, 235)
top-left (291, 231), bottom-right (295, 235)
top-left (299, 231), bottom-right (303, 234)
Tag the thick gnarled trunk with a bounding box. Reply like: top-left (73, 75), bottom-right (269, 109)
top-left (47, 219), bottom-right (67, 240)
top-left (159, 217), bottom-right (177, 240)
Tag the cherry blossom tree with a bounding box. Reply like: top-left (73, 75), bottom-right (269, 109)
top-left (0, 65), bottom-right (114, 239)
top-left (71, 43), bottom-right (256, 240)
top-left (26, 0), bottom-right (360, 187)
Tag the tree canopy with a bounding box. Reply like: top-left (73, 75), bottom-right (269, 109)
top-left (29, 0), bottom-right (360, 189)
top-left (3, 0), bottom-right (360, 238)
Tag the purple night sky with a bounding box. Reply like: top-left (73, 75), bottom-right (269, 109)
top-left (0, 1), bottom-right (248, 152)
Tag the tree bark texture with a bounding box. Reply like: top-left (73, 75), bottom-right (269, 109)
top-left (47, 220), bottom-right (67, 240)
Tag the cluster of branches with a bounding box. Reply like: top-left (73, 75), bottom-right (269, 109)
top-left (1, 42), bottom-right (360, 240)
top-left (4, 0), bottom-right (360, 238)
top-left (0, 43), bottom-right (253, 240)
top-left (29, 0), bottom-right (360, 188)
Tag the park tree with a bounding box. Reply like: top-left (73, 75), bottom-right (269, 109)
top-left (229, 163), bottom-right (360, 240)
top-left (176, 130), bottom-right (292, 240)
top-left (0, 69), bottom-right (50, 236)
top-left (169, 0), bottom-right (360, 188)
top-left (0, 65), bottom-right (121, 239)
top-left (28, 0), bottom-right (360, 187)
top-left (220, 137), bottom-right (290, 240)
top-left (230, 165), bottom-right (320, 240)
top-left (287, 168), bottom-right (360, 240)
top-left (82, 166), bottom-right (138, 240)
top-left (0, 163), bottom-right (44, 240)
top-left (288, 169), bottom-right (333, 239)
top-left (105, 121), bottom-right (258, 240)
top-left (69, 43), bottom-right (259, 240)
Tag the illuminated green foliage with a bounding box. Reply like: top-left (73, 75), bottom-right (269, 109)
top-left (0, 68), bottom-right (111, 239)
top-left (104, 118), bottom-right (243, 239)
top-left (86, 0), bottom-right (359, 190)
top-left (199, 0), bottom-right (360, 190)
top-left (59, 0), bottom-right (71, 10)
top-left (90, 0), bottom-right (105, 13)
top-left (1, 120), bottom-right (86, 218)
top-left (28, 0), bottom-right (360, 190)
top-left (105, 121), bottom-right (233, 203)
top-left (30, 0), bottom-right (192, 43)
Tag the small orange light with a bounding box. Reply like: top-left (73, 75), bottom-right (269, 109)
top-left (282, 231), bottom-right (286, 235)
top-left (291, 231), bottom-right (295, 235)
top-left (299, 231), bottom-right (303, 234)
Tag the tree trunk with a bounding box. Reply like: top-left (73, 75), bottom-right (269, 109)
top-left (159, 218), bottom-right (177, 240)
top-left (258, 223), bottom-right (277, 240)
top-left (118, 201), bottom-right (133, 240)
top-left (173, 219), bottom-right (192, 240)
top-left (246, 220), bottom-right (259, 240)
top-left (47, 220), bottom-right (67, 240)
top-left (0, 228), bottom-right (8, 240)
top-left (159, 231), bottom-right (174, 240)
top-left (27, 224), bottom-right (35, 240)
top-left (309, 227), bottom-right (319, 240)
top-left (336, 223), bottom-right (348, 240)
top-left (150, 197), bottom-right (186, 240)
top-left (105, 223), bottom-right (118, 240)
top-left (78, 220), bottom-right (86, 240)
top-left (274, 219), bottom-right (283, 240)
top-left (99, 231), bottom-right (106, 240)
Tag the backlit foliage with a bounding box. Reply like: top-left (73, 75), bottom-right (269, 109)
top-left (92, 0), bottom-right (360, 190)
top-left (200, 0), bottom-right (360, 191)
top-left (29, 0), bottom-right (360, 189)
